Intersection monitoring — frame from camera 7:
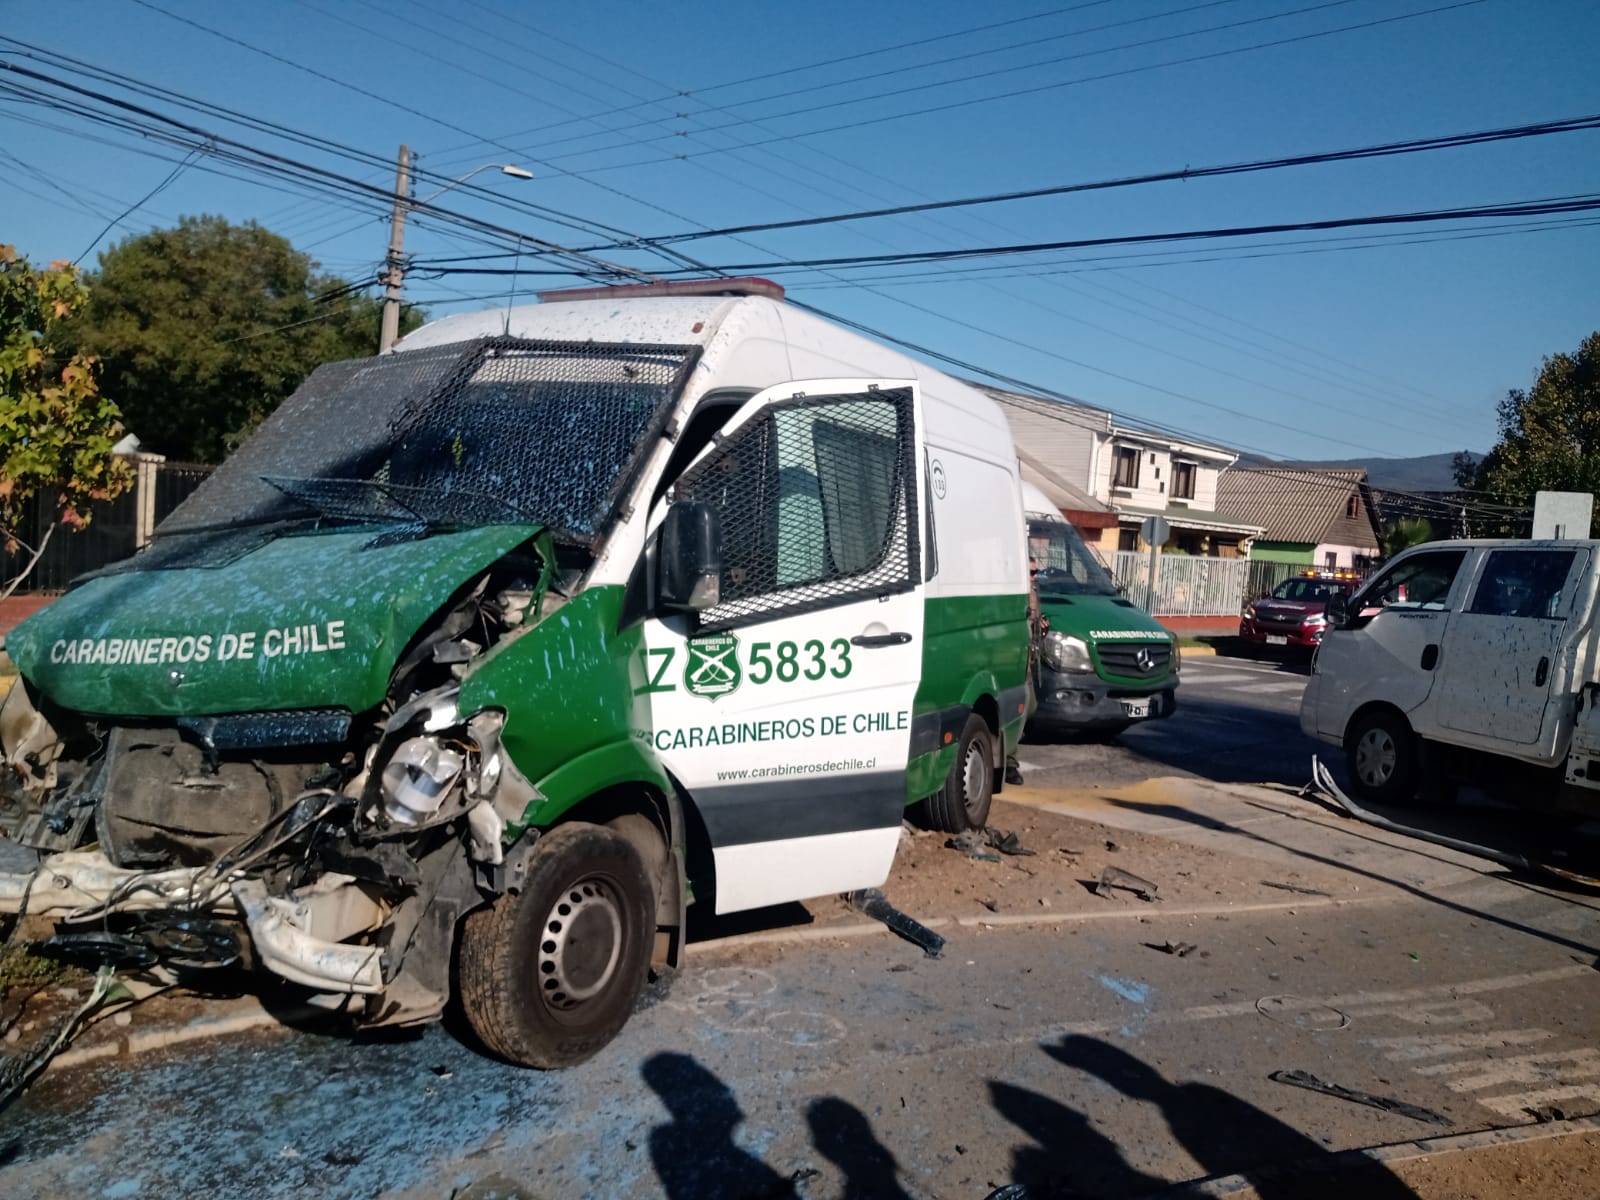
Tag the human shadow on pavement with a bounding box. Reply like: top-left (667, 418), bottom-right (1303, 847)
top-left (989, 1077), bottom-right (1165, 1197)
top-left (643, 1052), bottom-right (923, 1200)
top-left (642, 1052), bottom-right (798, 1200)
top-left (1041, 1035), bottom-right (1421, 1200)
top-left (806, 1096), bottom-right (915, 1200)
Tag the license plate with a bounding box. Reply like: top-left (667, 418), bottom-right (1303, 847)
top-left (1266, 635), bottom-right (1288, 645)
top-left (1120, 698), bottom-right (1152, 718)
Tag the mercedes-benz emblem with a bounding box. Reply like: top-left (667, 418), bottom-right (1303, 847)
top-left (1134, 647), bottom-right (1153, 672)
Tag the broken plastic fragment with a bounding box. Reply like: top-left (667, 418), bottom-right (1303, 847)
top-left (1268, 1069), bottom-right (1452, 1126)
top-left (848, 888), bottom-right (945, 958)
top-left (1095, 866), bottom-right (1159, 901)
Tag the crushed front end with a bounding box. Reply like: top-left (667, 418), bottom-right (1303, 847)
top-left (0, 554), bottom-right (554, 1026)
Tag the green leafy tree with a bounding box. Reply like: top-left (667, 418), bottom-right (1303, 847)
top-left (73, 216), bottom-right (421, 462)
top-left (1380, 516), bottom-right (1435, 559)
top-left (1456, 332), bottom-right (1600, 533)
top-left (0, 246), bottom-right (133, 598)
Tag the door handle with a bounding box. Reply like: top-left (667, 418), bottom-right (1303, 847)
top-left (1535, 656), bottom-right (1549, 687)
top-left (1420, 644), bottom-right (1439, 671)
top-left (851, 632), bottom-right (912, 648)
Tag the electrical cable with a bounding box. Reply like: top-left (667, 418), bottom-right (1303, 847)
top-left (613, 113), bottom-right (1600, 248)
top-left (74, 144), bottom-right (202, 265)
top-left (518, 1), bottom-right (1488, 171)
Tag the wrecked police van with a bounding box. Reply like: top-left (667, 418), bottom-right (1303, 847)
top-left (0, 278), bottom-right (1030, 1067)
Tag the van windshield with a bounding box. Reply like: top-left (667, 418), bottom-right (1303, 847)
top-left (156, 337), bottom-right (699, 548)
top-left (1027, 517), bottom-right (1119, 597)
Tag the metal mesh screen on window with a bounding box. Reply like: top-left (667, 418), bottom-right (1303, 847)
top-left (674, 389), bottom-right (919, 631)
top-left (119, 337), bottom-right (697, 574)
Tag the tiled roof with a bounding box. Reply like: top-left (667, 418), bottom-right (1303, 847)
top-left (1216, 467), bottom-right (1373, 544)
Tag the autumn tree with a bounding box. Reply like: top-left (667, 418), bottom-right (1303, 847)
top-left (0, 246), bottom-right (133, 598)
top-left (1456, 332), bottom-right (1600, 532)
top-left (73, 216), bottom-right (420, 462)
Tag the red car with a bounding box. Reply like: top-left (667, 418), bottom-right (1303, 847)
top-left (1239, 573), bottom-right (1362, 650)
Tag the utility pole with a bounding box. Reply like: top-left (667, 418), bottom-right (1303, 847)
top-left (379, 143), bottom-right (412, 353)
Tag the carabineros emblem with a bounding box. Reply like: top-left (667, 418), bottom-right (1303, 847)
top-left (684, 632), bottom-right (741, 700)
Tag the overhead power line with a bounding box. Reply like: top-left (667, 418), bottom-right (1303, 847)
top-left (427, 0), bottom-right (1126, 158)
top-left (517, 1), bottom-right (1488, 173)
top-left (0, 56), bottom-right (655, 283)
top-left (612, 113), bottom-right (1600, 248)
top-left (411, 192), bottom-right (1600, 274)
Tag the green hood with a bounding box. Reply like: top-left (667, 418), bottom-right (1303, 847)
top-left (1038, 591), bottom-right (1168, 638)
top-left (7, 523), bottom-right (542, 717)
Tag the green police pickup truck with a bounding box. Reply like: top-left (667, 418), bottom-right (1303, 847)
top-left (1021, 483), bottom-right (1180, 733)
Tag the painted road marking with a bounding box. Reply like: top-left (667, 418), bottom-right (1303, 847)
top-left (1479, 1083), bottom-right (1600, 1118)
top-left (1416, 1048), bottom-right (1600, 1092)
top-left (1365, 1029), bottom-right (1556, 1060)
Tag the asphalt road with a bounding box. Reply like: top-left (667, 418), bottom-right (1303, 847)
top-left (6, 651), bottom-right (1600, 1199)
top-left (4, 807), bottom-right (1597, 1200)
top-left (1020, 651), bottom-right (1322, 791)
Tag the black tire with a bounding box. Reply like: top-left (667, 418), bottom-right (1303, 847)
top-left (458, 822), bottom-right (656, 1069)
top-left (1344, 709), bottom-right (1419, 806)
top-left (923, 714), bottom-right (995, 832)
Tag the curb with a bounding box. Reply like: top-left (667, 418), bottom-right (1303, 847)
top-left (50, 1001), bottom-right (322, 1072)
top-left (683, 892), bottom-right (1373, 957)
top-left (1162, 1114), bottom-right (1600, 1197)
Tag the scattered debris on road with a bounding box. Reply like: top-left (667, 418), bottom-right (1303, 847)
top-left (944, 826), bottom-right (1035, 861)
top-left (1311, 757), bottom-right (1600, 888)
top-left (847, 888), bottom-right (945, 958)
top-left (1146, 939), bottom-right (1198, 957)
top-left (1095, 865), bottom-right (1160, 902)
top-left (1260, 880), bottom-right (1331, 897)
top-left (1268, 1068), bottom-right (1453, 1126)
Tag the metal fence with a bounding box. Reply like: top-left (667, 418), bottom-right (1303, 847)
top-left (0, 458), bottom-right (213, 593)
top-left (1245, 559), bottom-right (1303, 603)
top-left (1109, 551), bottom-right (1250, 617)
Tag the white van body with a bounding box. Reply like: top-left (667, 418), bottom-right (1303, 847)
top-left (400, 290), bottom-right (1031, 912)
top-left (1301, 538), bottom-right (1600, 801)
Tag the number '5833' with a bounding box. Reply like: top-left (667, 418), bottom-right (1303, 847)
top-left (749, 638), bottom-right (852, 683)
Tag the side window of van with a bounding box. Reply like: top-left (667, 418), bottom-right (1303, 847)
top-left (674, 388), bottom-right (919, 628)
top-left (1467, 549), bottom-right (1576, 619)
top-left (1356, 550), bottom-right (1467, 616)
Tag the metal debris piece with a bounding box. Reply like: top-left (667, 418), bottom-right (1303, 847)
top-left (848, 888), bottom-right (945, 958)
top-left (1526, 1104), bottom-right (1575, 1123)
top-left (944, 830), bottom-right (1002, 862)
top-left (984, 828), bottom-right (1035, 857)
top-left (1268, 1069), bottom-right (1452, 1127)
top-left (0, 964), bottom-right (121, 1110)
top-left (1095, 865), bottom-right (1159, 901)
top-left (1147, 940), bottom-right (1197, 957)
top-left (1260, 880), bottom-right (1330, 897)
top-left (1311, 756), bottom-right (1600, 888)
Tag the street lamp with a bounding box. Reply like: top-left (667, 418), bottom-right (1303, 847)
top-left (380, 148), bottom-right (534, 352)
top-left (413, 162), bottom-right (534, 207)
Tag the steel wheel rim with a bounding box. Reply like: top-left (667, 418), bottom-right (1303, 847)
top-left (962, 742), bottom-right (988, 818)
top-left (1355, 728), bottom-right (1397, 787)
top-left (536, 876), bottom-right (625, 1011)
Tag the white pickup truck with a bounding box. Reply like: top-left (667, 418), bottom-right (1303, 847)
top-left (1301, 538), bottom-right (1600, 807)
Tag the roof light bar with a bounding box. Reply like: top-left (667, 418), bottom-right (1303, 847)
top-left (536, 277), bottom-right (785, 303)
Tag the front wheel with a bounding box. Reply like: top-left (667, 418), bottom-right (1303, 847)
top-left (923, 714), bottom-right (995, 832)
top-left (1345, 709), bottom-right (1419, 806)
top-left (458, 822), bottom-right (656, 1068)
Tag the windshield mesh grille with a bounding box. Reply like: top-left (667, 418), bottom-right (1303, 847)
top-left (132, 337), bottom-right (698, 568)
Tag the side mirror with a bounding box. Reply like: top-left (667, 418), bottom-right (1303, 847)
top-left (1324, 594), bottom-right (1349, 629)
top-left (658, 500), bottom-right (723, 612)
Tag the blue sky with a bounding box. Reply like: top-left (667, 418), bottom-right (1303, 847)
top-left (3, 0), bottom-right (1597, 461)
